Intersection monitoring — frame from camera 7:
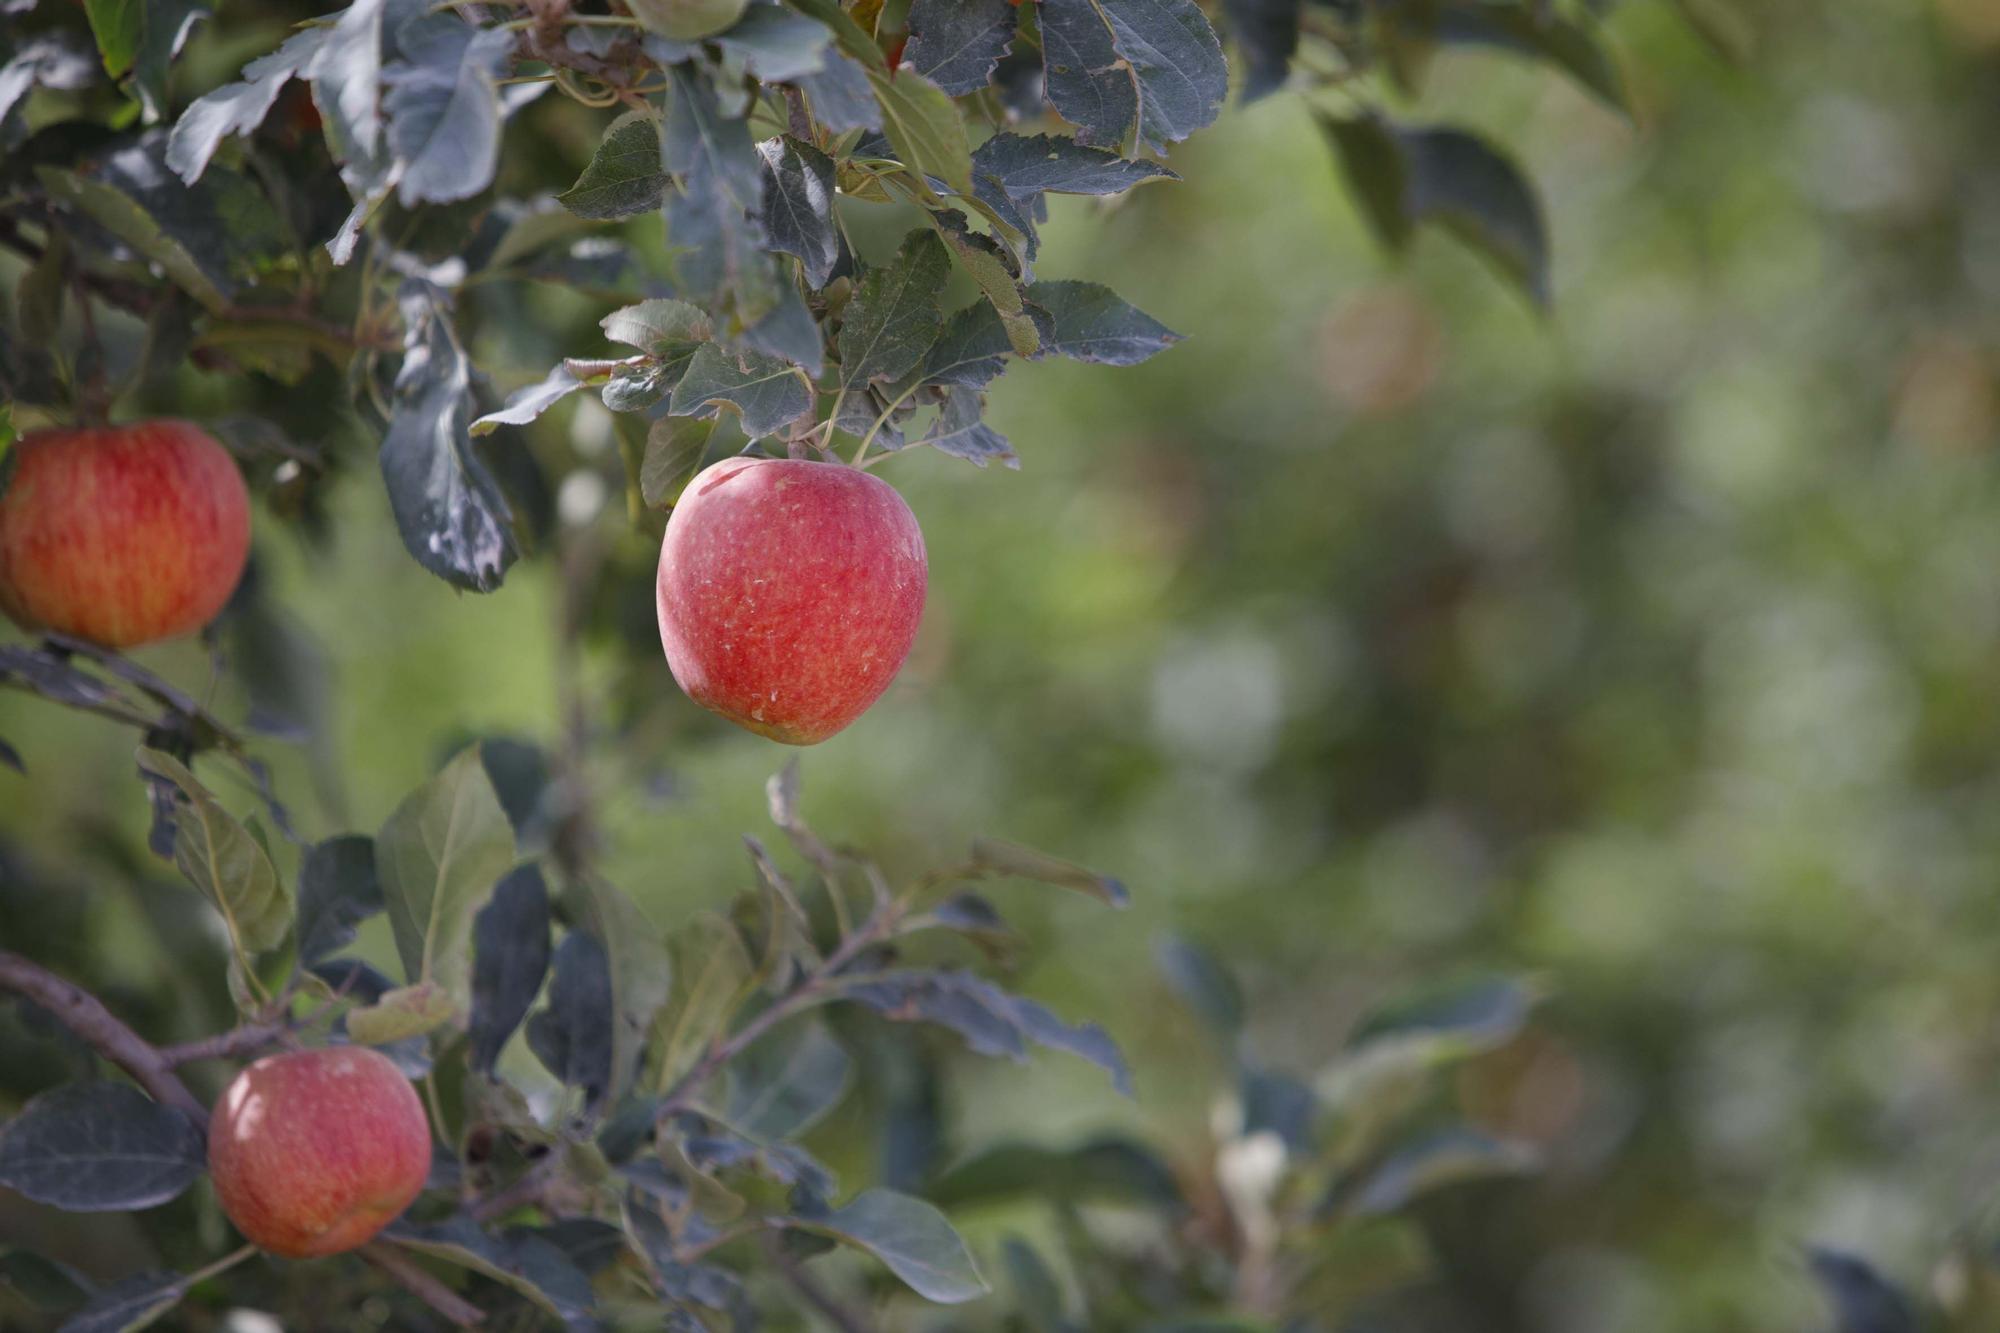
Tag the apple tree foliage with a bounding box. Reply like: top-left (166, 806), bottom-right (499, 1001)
top-left (0, 0), bottom-right (1661, 1326)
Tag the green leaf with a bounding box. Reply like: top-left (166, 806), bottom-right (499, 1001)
top-left (296, 834), bottom-right (384, 965)
top-left (83, 0), bottom-right (143, 78)
top-left (470, 363), bottom-right (586, 436)
top-left (640, 415), bottom-right (712, 509)
top-left (1223, 0), bottom-right (1302, 101)
top-left (1433, 6), bottom-right (1628, 115)
top-left (381, 282), bottom-right (520, 592)
top-left (929, 1136), bottom-right (1182, 1210)
top-left (1319, 115), bottom-right (1550, 307)
top-left (602, 298), bottom-right (714, 356)
top-left (305, 0), bottom-right (392, 189)
top-left (1039, 0), bottom-right (1137, 149)
top-left (714, 4), bottom-right (833, 81)
top-left (669, 343), bottom-right (814, 439)
top-left (17, 230), bottom-right (68, 346)
top-left (382, 19), bottom-right (513, 206)
top-left (967, 837), bottom-right (1130, 907)
top-left (627, 0), bottom-right (750, 40)
top-left (387, 1217), bottom-right (600, 1323)
top-left (655, 911), bottom-right (753, 1092)
top-left (797, 50), bottom-right (880, 133)
top-left (56, 1271), bottom-right (188, 1333)
top-left (1397, 124), bottom-right (1550, 307)
top-left (468, 865), bottom-right (551, 1074)
top-left (0, 405), bottom-right (16, 504)
top-left (526, 930), bottom-right (615, 1102)
top-left (1001, 1238), bottom-right (1069, 1328)
top-left (869, 66), bottom-right (974, 198)
top-left (36, 165), bottom-right (225, 313)
top-left (558, 110), bottom-right (669, 220)
top-left (135, 749), bottom-right (290, 973)
top-left (0, 35), bottom-right (97, 127)
top-left (931, 212), bottom-right (1038, 356)
top-left (375, 744), bottom-right (517, 1010)
top-left (0, 1083), bottom-right (204, 1212)
top-left (1318, 112), bottom-right (1412, 251)
top-left (1347, 1128), bottom-right (1538, 1216)
top-left (758, 135), bottom-right (841, 289)
top-left (1807, 1249), bottom-right (1919, 1333)
top-left (1155, 934), bottom-right (1244, 1038)
top-left (567, 878), bottom-right (673, 1108)
top-left (841, 970), bottom-right (1133, 1094)
top-left (1106, 0), bottom-right (1227, 148)
top-left (908, 386), bottom-right (1016, 467)
top-left (838, 230), bottom-right (949, 390)
top-left (725, 1018), bottom-right (852, 1139)
top-left (0, 1248), bottom-right (91, 1311)
top-left (166, 26), bottom-right (328, 184)
top-left (346, 981), bottom-right (457, 1045)
top-left (130, 0), bottom-right (210, 124)
top-left (796, 1189), bottom-right (988, 1303)
top-left (1025, 279), bottom-right (1181, 364)
top-left (973, 131), bottom-right (1178, 199)
top-left (663, 65), bottom-right (782, 324)
top-left (905, 0), bottom-right (1019, 95)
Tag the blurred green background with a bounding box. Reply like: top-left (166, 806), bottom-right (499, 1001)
top-left (8, 0), bottom-right (2000, 1327)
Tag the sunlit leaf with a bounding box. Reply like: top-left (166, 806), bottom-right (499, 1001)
top-left (135, 749), bottom-right (290, 966)
top-left (794, 1189), bottom-right (988, 1303)
top-left (381, 282), bottom-right (520, 591)
top-left (375, 744), bottom-right (517, 1009)
top-left (165, 26), bottom-right (327, 183)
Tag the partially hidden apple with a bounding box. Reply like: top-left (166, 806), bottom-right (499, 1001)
top-left (208, 1047), bottom-right (432, 1259)
top-left (656, 458), bottom-right (928, 745)
top-left (0, 420), bottom-right (251, 648)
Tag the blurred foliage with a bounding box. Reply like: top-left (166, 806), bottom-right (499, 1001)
top-left (5, 0), bottom-right (2000, 1329)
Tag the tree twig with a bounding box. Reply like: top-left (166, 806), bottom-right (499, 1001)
top-left (362, 1243), bottom-right (486, 1327)
top-left (158, 1021), bottom-right (289, 1067)
top-left (0, 949), bottom-right (210, 1126)
top-left (654, 903), bottom-right (899, 1124)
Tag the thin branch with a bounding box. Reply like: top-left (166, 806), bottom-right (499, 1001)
top-left (765, 1232), bottom-right (874, 1333)
top-left (655, 903), bottom-right (899, 1123)
top-left (0, 949), bottom-right (209, 1126)
top-left (468, 1160), bottom-right (556, 1224)
top-left (362, 1244), bottom-right (486, 1327)
top-left (158, 1021), bottom-right (288, 1067)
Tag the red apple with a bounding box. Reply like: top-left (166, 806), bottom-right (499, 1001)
top-left (208, 1046), bottom-right (432, 1259)
top-left (0, 420), bottom-right (251, 648)
top-left (655, 458), bottom-right (927, 744)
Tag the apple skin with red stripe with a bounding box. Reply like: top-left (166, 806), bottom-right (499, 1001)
top-left (0, 421), bottom-right (251, 649)
top-left (207, 1047), bottom-right (432, 1260)
top-left (656, 458), bottom-right (928, 745)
